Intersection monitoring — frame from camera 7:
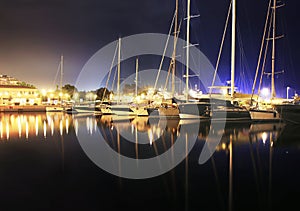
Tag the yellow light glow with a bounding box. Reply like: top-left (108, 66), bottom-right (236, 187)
top-left (51, 120), bottom-right (54, 136)
top-left (25, 121), bottom-right (29, 139)
top-left (59, 120), bottom-right (63, 136)
top-left (148, 129), bottom-right (153, 146)
top-left (6, 121), bottom-right (9, 140)
top-left (66, 119), bottom-right (69, 134)
top-left (74, 93), bottom-right (79, 99)
top-left (0, 122), bottom-right (2, 139)
top-left (41, 89), bottom-right (47, 96)
top-left (35, 117), bottom-right (39, 136)
top-left (43, 120), bottom-right (47, 138)
top-left (262, 132), bottom-right (268, 144)
top-left (222, 89), bottom-right (227, 95)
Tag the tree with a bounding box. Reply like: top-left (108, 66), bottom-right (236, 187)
top-left (62, 84), bottom-right (78, 98)
top-left (96, 87), bottom-right (111, 101)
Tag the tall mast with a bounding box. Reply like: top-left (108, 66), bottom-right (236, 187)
top-left (172, 0), bottom-right (178, 96)
top-left (271, 0), bottom-right (276, 98)
top-left (117, 37), bottom-right (121, 104)
top-left (231, 0), bottom-right (236, 99)
top-left (185, 0), bottom-right (190, 102)
top-left (60, 54), bottom-right (63, 91)
top-left (135, 57), bottom-right (138, 97)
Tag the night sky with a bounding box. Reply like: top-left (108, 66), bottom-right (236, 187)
top-left (0, 0), bottom-right (299, 97)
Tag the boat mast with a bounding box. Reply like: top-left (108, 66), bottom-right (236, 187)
top-left (117, 37), bottom-right (121, 104)
top-left (60, 54), bottom-right (63, 92)
top-left (271, 0), bottom-right (276, 99)
top-left (135, 57), bottom-right (138, 97)
top-left (231, 0), bottom-right (236, 99)
top-left (60, 54), bottom-right (64, 105)
top-left (186, 0), bottom-right (190, 102)
top-left (172, 0), bottom-right (178, 97)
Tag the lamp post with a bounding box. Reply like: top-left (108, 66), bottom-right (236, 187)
top-left (286, 86), bottom-right (290, 100)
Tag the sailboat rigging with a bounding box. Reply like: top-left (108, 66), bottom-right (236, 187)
top-left (178, 0), bottom-right (252, 121)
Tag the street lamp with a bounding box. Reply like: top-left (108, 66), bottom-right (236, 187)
top-left (287, 87), bottom-right (290, 100)
top-left (286, 86), bottom-right (290, 100)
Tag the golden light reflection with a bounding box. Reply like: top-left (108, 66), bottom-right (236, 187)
top-left (51, 119), bottom-right (54, 136)
top-left (0, 113), bottom-right (72, 141)
top-left (74, 119), bottom-right (78, 135)
top-left (148, 129), bottom-right (153, 146)
top-left (262, 132), bottom-right (268, 144)
top-left (35, 116), bottom-right (39, 136)
top-left (25, 121), bottom-right (29, 139)
top-left (18, 116), bottom-right (21, 138)
top-left (66, 119), bottom-right (69, 134)
top-left (6, 121), bottom-right (9, 140)
top-left (86, 117), bottom-right (89, 133)
top-left (89, 118), bottom-right (93, 135)
top-left (0, 122), bottom-right (2, 139)
top-left (59, 120), bottom-right (63, 136)
top-left (43, 120), bottom-right (47, 138)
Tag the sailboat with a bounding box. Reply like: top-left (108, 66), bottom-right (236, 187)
top-left (156, 0), bottom-right (180, 118)
top-left (130, 1), bottom-right (181, 118)
top-left (127, 57), bottom-right (149, 116)
top-left (178, 0), bottom-right (251, 121)
top-left (46, 55), bottom-right (65, 112)
top-left (262, 0), bottom-right (300, 124)
top-left (241, 0), bottom-right (281, 122)
top-left (98, 38), bottom-right (149, 116)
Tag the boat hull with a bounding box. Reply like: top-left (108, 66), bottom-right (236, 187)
top-left (249, 109), bottom-right (280, 122)
top-left (274, 104), bottom-right (300, 124)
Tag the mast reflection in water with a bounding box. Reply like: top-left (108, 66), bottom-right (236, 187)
top-left (0, 112), bottom-right (299, 211)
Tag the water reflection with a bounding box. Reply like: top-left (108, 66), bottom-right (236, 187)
top-left (1, 112), bottom-right (286, 158)
top-left (0, 112), bottom-right (299, 210)
top-left (0, 112), bottom-right (72, 140)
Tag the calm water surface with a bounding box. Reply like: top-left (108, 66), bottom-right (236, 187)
top-left (0, 112), bottom-right (299, 210)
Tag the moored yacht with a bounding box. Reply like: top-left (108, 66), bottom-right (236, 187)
top-left (178, 97), bottom-right (251, 121)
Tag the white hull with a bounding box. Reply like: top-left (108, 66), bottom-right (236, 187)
top-left (249, 110), bottom-right (280, 121)
top-left (179, 113), bottom-right (204, 119)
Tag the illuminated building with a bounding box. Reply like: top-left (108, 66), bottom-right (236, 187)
top-left (0, 74), bottom-right (41, 105)
top-left (0, 85), bottom-right (41, 105)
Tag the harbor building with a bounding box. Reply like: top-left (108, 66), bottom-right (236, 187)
top-left (0, 75), bottom-right (41, 105)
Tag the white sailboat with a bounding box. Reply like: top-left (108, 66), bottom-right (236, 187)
top-left (130, 57), bottom-right (151, 116)
top-left (46, 55), bottom-right (65, 112)
top-left (178, 0), bottom-right (251, 121)
top-left (247, 0), bottom-right (282, 122)
top-left (99, 38), bottom-right (148, 116)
